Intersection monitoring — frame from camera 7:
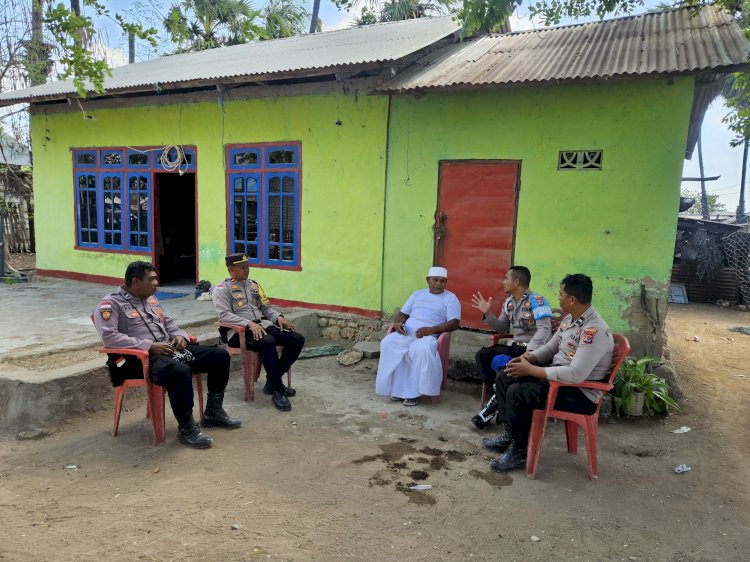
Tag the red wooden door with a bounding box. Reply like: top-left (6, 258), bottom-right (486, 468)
top-left (435, 161), bottom-right (519, 330)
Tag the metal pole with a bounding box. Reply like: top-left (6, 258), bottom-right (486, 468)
top-left (698, 136), bottom-right (710, 220)
top-left (128, 31), bottom-right (135, 64)
top-left (0, 214), bottom-right (5, 282)
top-left (738, 138), bottom-right (748, 224)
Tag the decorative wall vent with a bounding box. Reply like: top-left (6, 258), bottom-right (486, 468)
top-left (558, 150), bottom-right (603, 170)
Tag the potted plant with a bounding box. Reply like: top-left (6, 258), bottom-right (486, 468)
top-left (612, 356), bottom-right (679, 416)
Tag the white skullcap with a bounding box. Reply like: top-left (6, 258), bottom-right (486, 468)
top-left (428, 266), bottom-right (448, 278)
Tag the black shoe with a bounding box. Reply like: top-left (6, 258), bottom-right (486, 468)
top-left (489, 444), bottom-right (527, 472)
top-left (263, 382), bottom-right (296, 397)
top-left (272, 391), bottom-right (292, 411)
top-left (472, 389), bottom-right (498, 429)
top-left (472, 414), bottom-right (489, 429)
top-left (176, 413), bottom-right (213, 449)
top-left (202, 392), bottom-right (242, 429)
top-left (481, 432), bottom-right (512, 453)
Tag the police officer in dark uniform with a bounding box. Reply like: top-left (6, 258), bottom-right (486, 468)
top-left (93, 261), bottom-right (241, 449)
top-left (483, 273), bottom-right (614, 472)
top-left (213, 253), bottom-right (305, 412)
top-left (470, 266), bottom-right (553, 428)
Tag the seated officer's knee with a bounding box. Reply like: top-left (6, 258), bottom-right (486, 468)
top-left (258, 333), bottom-right (277, 347)
top-left (505, 381), bottom-right (522, 404)
top-left (476, 346), bottom-right (494, 363)
top-left (290, 331), bottom-right (305, 347)
top-left (214, 346), bottom-right (230, 366)
top-left (160, 362), bottom-right (192, 386)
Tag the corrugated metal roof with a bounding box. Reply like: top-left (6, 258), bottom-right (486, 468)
top-left (378, 5), bottom-right (750, 92)
top-left (0, 16), bottom-right (459, 105)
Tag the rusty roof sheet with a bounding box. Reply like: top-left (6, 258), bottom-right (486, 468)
top-left (378, 5), bottom-right (750, 92)
top-left (0, 16), bottom-right (459, 106)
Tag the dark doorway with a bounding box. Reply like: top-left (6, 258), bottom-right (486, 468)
top-left (154, 172), bottom-right (196, 284)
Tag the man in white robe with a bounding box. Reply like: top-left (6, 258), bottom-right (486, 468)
top-left (375, 267), bottom-right (461, 406)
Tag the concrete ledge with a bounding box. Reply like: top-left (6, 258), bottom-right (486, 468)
top-left (0, 359), bottom-right (112, 436)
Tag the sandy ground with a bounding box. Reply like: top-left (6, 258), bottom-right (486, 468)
top-left (0, 303), bottom-right (749, 561)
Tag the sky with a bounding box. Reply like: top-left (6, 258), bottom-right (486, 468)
top-left (12, 0), bottom-right (749, 213)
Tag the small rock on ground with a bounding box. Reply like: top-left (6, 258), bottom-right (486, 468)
top-left (353, 341), bottom-right (380, 358)
top-left (337, 350), bottom-right (364, 366)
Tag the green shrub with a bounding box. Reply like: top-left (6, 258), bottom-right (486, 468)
top-left (612, 356), bottom-right (678, 416)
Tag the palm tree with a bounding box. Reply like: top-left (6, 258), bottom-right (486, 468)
top-left (164, 0), bottom-right (265, 52)
top-left (263, 0), bottom-right (310, 39)
top-left (352, 0), bottom-right (455, 26)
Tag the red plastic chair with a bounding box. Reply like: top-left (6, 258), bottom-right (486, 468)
top-left (481, 308), bottom-right (564, 406)
top-left (385, 326), bottom-right (452, 404)
top-left (91, 314), bottom-right (204, 446)
top-left (525, 333), bottom-right (631, 480)
top-left (217, 322), bottom-right (292, 402)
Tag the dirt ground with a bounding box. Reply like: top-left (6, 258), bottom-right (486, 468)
top-left (0, 303), bottom-right (749, 561)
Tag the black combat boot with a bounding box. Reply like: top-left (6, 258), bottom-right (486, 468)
top-left (481, 432), bottom-right (513, 453)
top-left (263, 381), bottom-right (296, 397)
top-left (489, 443), bottom-right (527, 473)
top-left (471, 387), bottom-right (499, 429)
top-left (176, 412), bottom-right (213, 449)
top-left (203, 393), bottom-right (242, 429)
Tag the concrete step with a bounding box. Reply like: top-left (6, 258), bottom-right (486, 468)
top-left (451, 328), bottom-right (494, 348)
top-left (447, 341), bottom-right (482, 382)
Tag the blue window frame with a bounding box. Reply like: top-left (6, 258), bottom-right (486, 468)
top-left (75, 151), bottom-right (97, 168)
top-left (126, 173), bottom-right (151, 251)
top-left (126, 150), bottom-right (150, 168)
top-left (101, 173), bottom-right (124, 249)
top-left (75, 172), bottom-right (98, 246)
top-left (101, 150), bottom-right (124, 168)
top-left (73, 146), bottom-right (191, 253)
top-left (227, 143), bottom-right (300, 268)
top-left (265, 173), bottom-right (298, 265)
top-left (229, 174), bottom-right (261, 262)
top-left (159, 147), bottom-right (196, 171)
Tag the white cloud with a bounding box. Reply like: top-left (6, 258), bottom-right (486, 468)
top-left (92, 41), bottom-right (129, 68)
top-left (324, 12), bottom-right (357, 31)
top-left (507, 13), bottom-right (546, 32)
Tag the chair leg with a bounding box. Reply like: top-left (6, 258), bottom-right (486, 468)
top-left (480, 385), bottom-right (487, 407)
top-left (195, 374), bottom-right (204, 421)
top-left (431, 395), bottom-right (441, 404)
top-left (112, 386), bottom-right (126, 437)
top-left (148, 386), bottom-right (167, 446)
top-left (565, 421), bottom-right (579, 454)
top-left (287, 368), bottom-right (292, 390)
top-left (526, 410), bottom-right (547, 479)
top-left (242, 350), bottom-right (260, 402)
top-left (584, 417), bottom-right (600, 480)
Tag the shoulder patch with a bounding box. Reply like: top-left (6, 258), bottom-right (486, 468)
top-left (529, 293), bottom-right (552, 320)
top-left (100, 309), bottom-right (111, 321)
top-left (582, 327), bottom-right (598, 344)
top-left (216, 283), bottom-right (224, 289)
top-left (147, 297), bottom-right (158, 305)
top-left (258, 284), bottom-right (270, 305)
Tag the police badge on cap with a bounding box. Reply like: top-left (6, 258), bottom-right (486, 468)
top-left (225, 253), bottom-right (251, 267)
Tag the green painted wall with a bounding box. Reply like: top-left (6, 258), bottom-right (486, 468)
top-left (30, 92), bottom-right (389, 310)
top-left (382, 78), bottom-right (694, 333)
